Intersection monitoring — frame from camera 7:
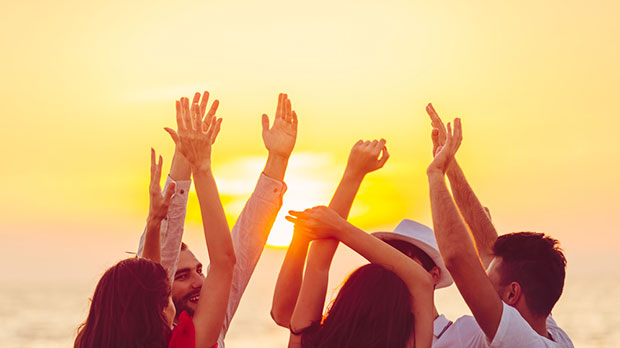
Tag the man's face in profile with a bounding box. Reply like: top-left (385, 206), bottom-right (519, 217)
top-left (172, 248), bottom-right (205, 317)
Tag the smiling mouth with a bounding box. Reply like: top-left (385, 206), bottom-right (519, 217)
top-left (189, 294), bottom-right (200, 304)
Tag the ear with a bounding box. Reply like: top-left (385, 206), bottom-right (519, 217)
top-left (428, 266), bottom-right (442, 287)
top-left (504, 281), bottom-right (522, 306)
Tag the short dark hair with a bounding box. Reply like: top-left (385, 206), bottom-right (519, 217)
top-left (385, 239), bottom-right (437, 272)
top-left (492, 232), bottom-right (566, 317)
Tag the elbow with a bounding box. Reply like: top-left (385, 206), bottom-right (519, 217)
top-left (212, 249), bottom-right (236, 271)
top-left (270, 308), bottom-right (291, 328)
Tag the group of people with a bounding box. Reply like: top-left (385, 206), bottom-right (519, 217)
top-left (75, 91), bottom-right (573, 348)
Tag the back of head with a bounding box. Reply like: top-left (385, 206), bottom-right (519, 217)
top-left (493, 232), bottom-right (567, 317)
top-left (75, 258), bottom-right (171, 348)
top-left (302, 263), bottom-right (413, 348)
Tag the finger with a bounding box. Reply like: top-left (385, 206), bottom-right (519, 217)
top-left (191, 102), bottom-right (201, 131)
top-left (285, 97), bottom-right (292, 122)
top-left (354, 139), bottom-right (363, 146)
top-left (175, 100), bottom-right (183, 131)
top-left (431, 128), bottom-right (440, 154)
top-left (200, 91), bottom-right (210, 118)
top-left (164, 127), bottom-right (180, 146)
top-left (204, 99), bottom-right (219, 124)
top-left (210, 118), bottom-right (223, 144)
top-left (150, 148), bottom-right (156, 181)
top-left (378, 146), bottom-right (390, 167)
top-left (261, 114), bottom-right (270, 133)
top-left (285, 215), bottom-right (300, 224)
top-left (275, 93), bottom-right (283, 120)
top-left (155, 155), bottom-right (163, 186)
top-left (181, 98), bottom-right (191, 132)
top-left (291, 110), bottom-right (298, 130)
top-left (288, 210), bottom-right (305, 218)
top-left (454, 118), bottom-right (462, 141)
top-left (426, 103), bottom-right (448, 135)
top-left (192, 92), bottom-right (201, 107)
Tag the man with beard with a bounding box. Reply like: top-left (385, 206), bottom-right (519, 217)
top-left (137, 91), bottom-right (298, 347)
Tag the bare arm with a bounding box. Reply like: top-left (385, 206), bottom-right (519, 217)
top-left (427, 103), bottom-right (498, 267)
top-left (272, 139), bottom-right (390, 328)
top-left (166, 95), bottom-right (235, 348)
top-left (426, 118), bottom-right (503, 341)
top-left (142, 149), bottom-right (176, 263)
top-left (287, 207), bottom-right (434, 348)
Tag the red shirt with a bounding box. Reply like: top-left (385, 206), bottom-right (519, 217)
top-left (169, 311), bottom-right (218, 348)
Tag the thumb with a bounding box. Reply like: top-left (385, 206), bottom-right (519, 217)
top-left (163, 181), bottom-right (176, 203)
top-left (164, 127), bottom-right (180, 146)
top-left (261, 114), bottom-right (270, 133)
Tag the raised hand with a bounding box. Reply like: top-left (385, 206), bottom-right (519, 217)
top-left (345, 139), bottom-right (389, 178)
top-left (262, 93), bottom-right (298, 159)
top-left (148, 148), bottom-right (176, 221)
top-left (164, 91), bottom-right (222, 172)
top-left (285, 206), bottom-right (346, 240)
top-left (427, 118), bottom-right (462, 175)
top-left (426, 103), bottom-right (449, 156)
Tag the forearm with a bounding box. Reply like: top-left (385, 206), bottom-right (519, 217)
top-left (272, 231), bottom-right (311, 327)
top-left (428, 171), bottom-right (479, 269)
top-left (194, 168), bottom-right (236, 268)
top-left (310, 169), bottom-right (364, 271)
top-left (446, 161), bottom-right (497, 267)
top-left (169, 148), bottom-right (191, 181)
top-left (263, 153), bottom-right (289, 182)
top-left (288, 168), bottom-right (365, 330)
top-left (337, 222), bottom-right (431, 287)
top-left (428, 170), bottom-right (503, 339)
top-left (142, 217), bottom-right (162, 263)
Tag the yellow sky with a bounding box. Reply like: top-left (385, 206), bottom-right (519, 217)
top-left (1, 0), bottom-right (619, 283)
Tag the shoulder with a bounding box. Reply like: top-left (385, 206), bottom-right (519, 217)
top-left (546, 315), bottom-right (574, 348)
top-left (434, 315), bottom-right (488, 348)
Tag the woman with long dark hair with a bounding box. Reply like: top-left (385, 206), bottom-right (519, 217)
top-left (75, 93), bottom-right (235, 348)
top-left (285, 206), bottom-right (434, 348)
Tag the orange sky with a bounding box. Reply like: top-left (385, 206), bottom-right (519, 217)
top-left (1, 0), bottom-right (619, 284)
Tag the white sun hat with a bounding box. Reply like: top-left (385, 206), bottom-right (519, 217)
top-left (372, 219), bottom-right (453, 289)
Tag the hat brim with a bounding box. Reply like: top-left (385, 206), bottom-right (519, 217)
top-left (372, 231), bottom-right (453, 289)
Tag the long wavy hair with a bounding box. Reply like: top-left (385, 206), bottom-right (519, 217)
top-left (301, 263), bottom-right (414, 348)
top-left (75, 258), bottom-right (172, 348)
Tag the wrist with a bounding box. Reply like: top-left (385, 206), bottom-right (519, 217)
top-left (342, 168), bottom-right (366, 182)
top-left (146, 214), bottom-right (164, 227)
top-left (426, 167), bottom-right (445, 178)
top-left (263, 153), bottom-right (289, 181)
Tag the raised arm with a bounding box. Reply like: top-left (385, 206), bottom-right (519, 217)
top-left (138, 93), bottom-right (209, 282)
top-left (287, 207), bottom-right (434, 348)
top-left (272, 139), bottom-right (390, 329)
top-left (166, 96), bottom-right (236, 348)
top-left (426, 118), bottom-right (503, 340)
top-left (427, 103), bottom-right (497, 267)
top-left (142, 149), bottom-right (176, 264)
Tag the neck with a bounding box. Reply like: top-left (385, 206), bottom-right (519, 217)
top-left (517, 305), bottom-right (550, 339)
top-left (432, 304), bottom-right (439, 320)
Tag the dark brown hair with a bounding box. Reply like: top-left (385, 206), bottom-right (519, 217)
top-left (301, 263), bottom-right (414, 348)
top-left (75, 258), bottom-right (172, 348)
top-left (493, 232), bottom-right (567, 317)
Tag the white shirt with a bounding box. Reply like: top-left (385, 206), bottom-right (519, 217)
top-left (138, 173), bottom-right (287, 348)
top-left (433, 304), bottom-right (574, 348)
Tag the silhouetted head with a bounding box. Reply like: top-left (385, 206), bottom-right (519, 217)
top-left (301, 263), bottom-right (414, 348)
top-left (487, 232), bottom-right (567, 317)
top-left (75, 258), bottom-right (174, 348)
